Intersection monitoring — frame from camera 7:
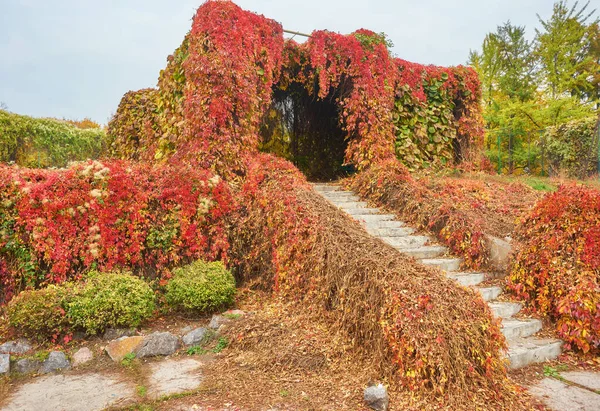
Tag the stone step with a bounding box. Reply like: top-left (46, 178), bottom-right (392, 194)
top-left (507, 338), bottom-right (562, 369)
top-left (367, 227), bottom-right (416, 237)
top-left (332, 201), bottom-right (369, 208)
top-left (502, 318), bottom-right (543, 340)
top-left (399, 246), bottom-right (448, 259)
top-left (381, 235), bottom-right (430, 249)
top-left (447, 272), bottom-right (485, 287)
top-left (363, 220), bottom-right (405, 229)
top-left (489, 301), bottom-right (522, 319)
top-left (344, 208), bottom-right (382, 216)
top-left (477, 286), bottom-right (503, 302)
top-left (322, 192), bottom-right (359, 201)
top-left (312, 184), bottom-right (340, 192)
top-left (421, 258), bottom-right (463, 272)
top-left (353, 214), bottom-right (396, 224)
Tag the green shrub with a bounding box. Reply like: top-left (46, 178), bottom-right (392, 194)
top-left (66, 271), bottom-right (156, 335)
top-left (165, 261), bottom-right (235, 313)
top-left (6, 284), bottom-right (72, 340)
top-left (545, 116), bottom-right (599, 179)
top-left (0, 110), bottom-right (106, 168)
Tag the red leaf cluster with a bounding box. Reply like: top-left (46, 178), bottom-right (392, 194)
top-left (349, 160), bottom-right (537, 269)
top-left (178, 1), bottom-right (284, 177)
top-left (0, 160), bottom-right (232, 302)
top-left (509, 185), bottom-right (600, 353)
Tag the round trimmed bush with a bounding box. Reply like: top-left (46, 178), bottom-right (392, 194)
top-left (67, 271), bottom-right (156, 335)
top-left (165, 260), bottom-right (235, 313)
top-left (6, 284), bottom-right (73, 340)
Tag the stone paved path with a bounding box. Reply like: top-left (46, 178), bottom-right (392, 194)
top-left (529, 371), bottom-right (600, 411)
top-left (1, 358), bottom-right (205, 411)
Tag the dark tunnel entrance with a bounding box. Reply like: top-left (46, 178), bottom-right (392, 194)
top-left (259, 82), bottom-right (353, 182)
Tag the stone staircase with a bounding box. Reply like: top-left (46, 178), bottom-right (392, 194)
top-left (313, 183), bottom-right (562, 369)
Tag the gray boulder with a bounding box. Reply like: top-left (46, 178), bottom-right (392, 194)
top-left (182, 327), bottom-right (211, 347)
top-left (40, 351), bottom-right (71, 374)
top-left (14, 358), bottom-right (42, 374)
top-left (103, 328), bottom-right (136, 340)
top-left (208, 315), bottom-right (230, 330)
top-left (364, 383), bottom-right (389, 411)
top-left (0, 354), bottom-right (9, 374)
top-left (72, 347), bottom-right (93, 367)
top-left (137, 332), bottom-right (180, 358)
top-left (0, 339), bottom-right (32, 354)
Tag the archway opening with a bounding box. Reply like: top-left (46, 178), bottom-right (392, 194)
top-left (259, 81), bottom-right (353, 182)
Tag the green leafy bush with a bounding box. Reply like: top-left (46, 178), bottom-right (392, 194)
top-left (67, 271), bottom-right (156, 335)
top-left (545, 116), bottom-right (599, 178)
top-left (0, 110), bottom-right (106, 168)
top-left (6, 271), bottom-right (156, 339)
top-left (6, 284), bottom-right (72, 340)
top-left (165, 261), bottom-right (235, 313)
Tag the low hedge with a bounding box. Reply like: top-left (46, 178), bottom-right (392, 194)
top-left (0, 110), bottom-right (105, 168)
top-left (165, 260), bottom-right (235, 313)
top-left (6, 271), bottom-right (156, 340)
top-left (67, 271), bottom-right (156, 335)
top-left (509, 185), bottom-right (600, 353)
top-left (5, 284), bottom-right (72, 340)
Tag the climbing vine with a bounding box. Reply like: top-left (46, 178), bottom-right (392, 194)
top-left (509, 185), bottom-right (600, 353)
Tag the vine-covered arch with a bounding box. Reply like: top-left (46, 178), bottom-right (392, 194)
top-left (107, 1), bottom-right (484, 178)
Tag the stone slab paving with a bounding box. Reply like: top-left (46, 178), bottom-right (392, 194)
top-left (529, 377), bottom-right (600, 411)
top-left (561, 371), bottom-right (600, 392)
top-left (147, 358), bottom-right (204, 399)
top-left (1, 373), bottom-right (137, 411)
top-left (1, 358), bottom-right (208, 410)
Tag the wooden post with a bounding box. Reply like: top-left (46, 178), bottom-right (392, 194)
top-left (283, 29), bottom-right (311, 38)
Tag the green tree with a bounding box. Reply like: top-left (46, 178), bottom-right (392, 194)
top-left (468, 22), bottom-right (536, 106)
top-left (535, 1), bottom-right (600, 101)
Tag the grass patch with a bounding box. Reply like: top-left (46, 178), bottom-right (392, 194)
top-left (212, 337), bottom-right (228, 353)
top-left (186, 345), bottom-right (208, 356)
top-left (522, 177), bottom-right (556, 192)
top-left (121, 352), bottom-right (137, 367)
top-left (136, 385), bottom-right (148, 398)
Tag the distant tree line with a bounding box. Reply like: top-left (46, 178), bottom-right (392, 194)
top-left (469, 0), bottom-right (600, 177)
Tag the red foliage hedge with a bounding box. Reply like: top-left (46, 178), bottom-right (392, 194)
top-left (509, 185), bottom-right (600, 353)
top-left (228, 153), bottom-right (523, 408)
top-left (0, 160), bottom-right (233, 302)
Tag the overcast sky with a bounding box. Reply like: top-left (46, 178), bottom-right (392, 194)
top-left (0, 0), bottom-right (578, 124)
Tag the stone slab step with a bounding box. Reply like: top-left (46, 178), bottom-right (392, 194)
top-left (312, 184), bottom-right (340, 192)
top-left (507, 338), bottom-right (562, 369)
top-left (489, 301), bottom-right (522, 319)
top-left (363, 220), bottom-right (405, 229)
top-left (322, 192), bottom-right (359, 201)
top-left (399, 246), bottom-right (448, 259)
top-left (381, 235), bottom-right (430, 249)
top-left (421, 258), bottom-right (462, 272)
top-left (477, 286), bottom-right (503, 302)
top-left (502, 318), bottom-right (543, 340)
top-left (344, 208), bottom-right (382, 216)
top-left (367, 227), bottom-right (416, 237)
top-left (332, 201), bottom-right (369, 209)
top-left (447, 272), bottom-right (485, 287)
top-left (353, 214), bottom-right (396, 224)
